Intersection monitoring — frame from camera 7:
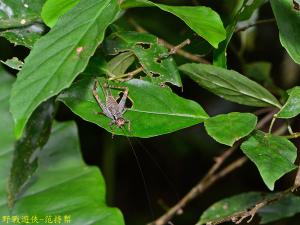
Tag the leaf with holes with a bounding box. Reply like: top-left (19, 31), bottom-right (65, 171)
top-left (179, 63), bottom-right (281, 108)
top-left (121, 0), bottom-right (226, 48)
top-left (204, 112), bottom-right (257, 146)
top-left (1, 57), bottom-right (24, 71)
top-left (58, 77), bottom-right (208, 138)
top-left (104, 31), bottom-right (182, 87)
top-left (271, 0), bottom-right (300, 64)
top-left (41, 0), bottom-right (80, 28)
top-left (10, 0), bottom-right (120, 138)
top-left (277, 87), bottom-right (300, 119)
top-left (241, 131), bottom-right (297, 190)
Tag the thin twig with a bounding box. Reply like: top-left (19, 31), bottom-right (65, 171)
top-left (235, 18), bottom-right (276, 33)
top-left (128, 18), bottom-right (210, 64)
top-left (148, 111), bottom-right (279, 225)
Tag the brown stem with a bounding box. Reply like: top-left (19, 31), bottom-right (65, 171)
top-left (148, 111), bottom-right (280, 225)
top-left (128, 18), bottom-right (210, 64)
top-left (235, 18), bottom-right (276, 33)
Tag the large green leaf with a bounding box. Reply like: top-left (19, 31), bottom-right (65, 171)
top-left (8, 99), bottom-right (56, 207)
top-left (41, 0), bottom-right (80, 28)
top-left (58, 77), bottom-right (208, 138)
top-left (271, 0), bottom-right (300, 64)
top-left (104, 31), bottom-right (182, 87)
top-left (121, 0), bottom-right (226, 48)
top-left (277, 86), bottom-right (300, 119)
top-left (10, 0), bottom-right (120, 138)
top-left (179, 63), bottom-right (281, 108)
top-left (204, 112), bottom-right (257, 146)
top-left (241, 131), bottom-right (297, 190)
top-left (0, 69), bottom-right (125, 224)
top-left (198, 192), bottom-right (300, 225)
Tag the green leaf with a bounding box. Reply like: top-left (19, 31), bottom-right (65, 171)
top-left (106, 52), bottom-right (136, 79)
top-left (198, 192), bottom-right (300, 225)
top-left (121, 0), bottom-right (226, 48)
top-left (179, 63), bottom-right (281, 108)
top-left (58, 77), bottom-right (209, 138)
top-left (271, 0), bottom-right (300, 64)
top-left (8, 99), bottom-right (56, 207)
top-left (244, 61), bottom-right (272, 84)
top-left (104, 31), bottom-right (182, 87)
top-left (0, 70), bottom-right (125, 224)
top-left (41, 0), bottom-right (80, 28)
top-left (204, 112), bottom-right (257, 146)
top-left (10, 0), bottom-right (120, 138)
top-left (0, 0), bottom-right (45, 29)
top-left (241, 131), bottom-right (297, 190)
top-left (277, 87), bottom-right (300, 119)
top-left (1, 57), bottom-right (24, 71)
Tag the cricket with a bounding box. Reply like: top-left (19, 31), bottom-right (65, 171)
top-left (92, 80), bottom-right (131, 132)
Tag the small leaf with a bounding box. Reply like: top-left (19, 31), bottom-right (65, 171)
top-left (10, 0), bottom-right (120, 138)
top-left (198, 192), bottom-right (300, 225)
top-left (58, 77), bottom-right (209, 138)
top-left (179, 63), bottom-right (281, 108)
top-left (244, 61), bottom-right (272, 84)
top-left (41, 0), bottom-right (80, 28)
top-left (204, 112), bottom-right (257, 146)
top-left (106, 52), bottom-right (136, 79)
top-left (241, 131), bottom-right (297, 190)
top-left (104, 31), bottom-right (182, 87)
top-left (271, 0), bottom-right (300, 64)
top-left (1, 57), bottom-right (24, 70)
top-left (121, 0), bottom-right (226, 48)
top-left (277, 86), bottom-right (300, 119)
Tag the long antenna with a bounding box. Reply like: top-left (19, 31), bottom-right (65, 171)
top-left (121, 128), bottom-right (154, 219)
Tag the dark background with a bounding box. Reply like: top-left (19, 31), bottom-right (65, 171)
top-left (1, 1), bottom-right (300, 224)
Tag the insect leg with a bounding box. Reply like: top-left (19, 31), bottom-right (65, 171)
top-left (117, 87), bottom-right (129, 112)
top-left (92, 80), bottom-right (114, 119)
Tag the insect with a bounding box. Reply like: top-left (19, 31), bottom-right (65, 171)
top-left (92, 80), bottom-right (131, 131)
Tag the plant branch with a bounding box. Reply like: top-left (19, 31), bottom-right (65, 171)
top-left (128, 18), bottom-right (210, 64)
top-left (148, 110), bottom-right (280, 225)
top-left (235, 18), bottom-right (276, 33)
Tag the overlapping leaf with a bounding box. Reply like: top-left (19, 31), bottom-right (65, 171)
top-left (104, 31), bottom-right (182, 87)
top-left (179, 63), bottom-right (281, 108)
top-left (241, 131), bottom-right (297, 190)
top-left (271, 0), bottom-right (300, 64)
top-left (10, 0), bottom-right (120, 138)
top-left (277, 87), bottom-right (300, 119)
top-left (58, 77), bottom-right (208, 137)
top-left (0, 69), bottom-right (125, 225)
top-left (41, 0), bottom-right (80, 27)
top-left (121, 0), bottom-right (226, 48)
top-left (204, 112), bottom-right (257, 146)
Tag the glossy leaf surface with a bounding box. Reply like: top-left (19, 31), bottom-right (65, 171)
top-left (179, 63), bottom-right (281, 108)
top-left (10, 0), bottom-right (120, 138)
top-left (58, 77), bottom-right (208, 138)
top-left (277, 86), bottom-right (300, 119)
top-left (204, 112), bottom-right (257, 146)
top-left (241, 131), bottom-right (297, 190)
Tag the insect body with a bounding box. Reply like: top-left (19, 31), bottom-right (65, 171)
top-left (92, 80), bottom-right (131, 131)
